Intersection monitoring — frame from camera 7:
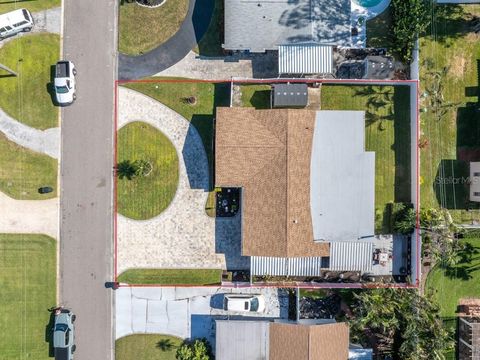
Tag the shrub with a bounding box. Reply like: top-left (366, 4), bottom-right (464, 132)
top-left (176, 338), bottom-right (212, 360)
top-left (390, 0), bottom-right (430, 63)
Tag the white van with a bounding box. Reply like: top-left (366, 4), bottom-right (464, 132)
top-left (0, 9), bottom-right (34, 40)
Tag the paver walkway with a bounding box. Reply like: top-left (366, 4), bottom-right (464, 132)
top-left (154, 50), bottom-right (279, 80)
top-left (0, 106), bottom-right (59, 158)
top-left (116, 286), bottom-right (288, 346)
top-left (117, 88), bottom-right (248, 274)
top-left (0, 191), bottom-right (58, 238)
top-left (118, 0), bottom-right (214, 80)
top-left (0, 7), bottom-right (61, 49)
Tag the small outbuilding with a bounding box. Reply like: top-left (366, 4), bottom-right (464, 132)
top-left (271, 83), bottom-right (308, 108)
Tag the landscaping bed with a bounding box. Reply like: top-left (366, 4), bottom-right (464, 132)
top-left (117, 268), bottom-right (222, 285)
top-left (321, 85), bottom-right (411, 233)
top-left (0, 33), bottom-right (59, 129)
top-left (0, 132), bottom-right (57, 200)
top-left (119, 0), bottom-right (189, 55)
top-left (116, 334), bottom-right (183, 360)
top-left (122, 80), bottom-right (230, 217)
top-left (117, 121), bottom-right (178, 220)
top-left (0, 234), bottom-right (56, 360)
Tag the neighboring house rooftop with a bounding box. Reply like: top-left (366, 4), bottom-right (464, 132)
top-left (223, 0), bottom-right (352, 52)
top-left (215, 108), bottom-right (375, 259)
top-left (215, 320), bottom-right (350, 360)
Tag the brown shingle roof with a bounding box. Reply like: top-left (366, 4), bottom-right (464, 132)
top-left (215, 107), bottom-right (329, 257)
top-left (269, 322), bottom-right (350, 360)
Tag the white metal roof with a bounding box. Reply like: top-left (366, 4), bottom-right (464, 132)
top-left (329, 242), bottom-right (374, 272)
top-left (251, 256), bottom-right (324, 276)
top-left (278, 44), bottom-right (333, 74)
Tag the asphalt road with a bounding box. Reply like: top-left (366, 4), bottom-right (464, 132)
top-left (60, 1), bottom-right (117, 359)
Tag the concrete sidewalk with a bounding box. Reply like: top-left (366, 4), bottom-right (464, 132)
top-left (0, 106), bottom-right (59, 159)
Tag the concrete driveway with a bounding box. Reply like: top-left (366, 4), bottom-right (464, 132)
top-left (116, 286), bottom-right (289, 347)
top-left (0, 191), bottom-right (58, 238)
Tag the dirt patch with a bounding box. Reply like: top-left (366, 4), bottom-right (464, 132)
top-left (450, 55), bottom-right (467, 79)
top-left (465, 32), bottom-right (480, 44)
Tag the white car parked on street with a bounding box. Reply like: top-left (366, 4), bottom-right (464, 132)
top-left (54, 61), bottom-right (77, 105)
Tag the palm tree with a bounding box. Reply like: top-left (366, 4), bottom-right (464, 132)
top-left (116, 160), bottom-right (138, 180)
top-left (394, 207), bottom-right (417, 235)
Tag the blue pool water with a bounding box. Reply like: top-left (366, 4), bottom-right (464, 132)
top-left (353, 0), bottom-right (383, 7)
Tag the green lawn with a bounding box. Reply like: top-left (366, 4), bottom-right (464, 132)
top-left (0, 132), bottom-right (57, 199)
top-left (321, 85), bottom-right (411, 233)
top-left (0, 33), bottom-right (59, 129)
top-left (0, 0), bottom-right (60, 13)
top-left (0, 234), bottom-right (56, 360)
top-left (426, 236), bottom-right (480, 359)
top-left (116, 334), bottom-right (183, 360)
top-left (117, 121), bottom-right (178, 220)
top-left (119, 0), bottom-right (189, 55)
top-left (117, 268), bottom-right (222, 285)
top-left (194, 0), bottom-right (224, 56)
top-left (122, 80), bottom-right (231, 217)
top-left (240, 84), bottom-right (271, 108)
top-left (420, 4), bottom-right (480, 223)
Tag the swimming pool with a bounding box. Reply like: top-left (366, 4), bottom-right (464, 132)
top-left (353, 0), bottom-right (383, 7)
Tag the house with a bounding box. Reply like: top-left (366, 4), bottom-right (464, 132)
top-left (215, 320), bottom-right (372, 360)
top-left (215, 107), bottom-right (396, 277)
top-left (470, 162), bottom-right (480, 202)
top-left (223, 0), bottom-right (352, 53)
top-left (458, 298), bottom-right (480, 360)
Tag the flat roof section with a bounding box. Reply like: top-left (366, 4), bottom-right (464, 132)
top-left (310, 111), bottom-right (375, 242)
top-left (216, 320), bottom-right (270, 360)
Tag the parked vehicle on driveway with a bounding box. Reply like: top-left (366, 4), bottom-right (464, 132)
top-left (53, 308), bottom-right (75, 360)
top-left (223, 294), bottom-right (266, 313)
top-left (54, 61), bottom-right (77, 105)
top-left (0, 9), bottom-right (34, 40)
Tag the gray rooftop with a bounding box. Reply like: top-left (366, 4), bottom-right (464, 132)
top-left (215, 320), bottom-right (269, 360)
top-left (224, 0), bottom-right (352, 52)
top-left (310, 111), bottom-right (375, 242)
top-left (272, 83), bottom-right (308, 107)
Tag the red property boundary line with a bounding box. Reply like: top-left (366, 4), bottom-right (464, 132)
top-left (113, 78), bottom-right (420, 289)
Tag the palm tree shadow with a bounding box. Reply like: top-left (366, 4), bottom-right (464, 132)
top-left (156, 338), bottom-right (175, 352)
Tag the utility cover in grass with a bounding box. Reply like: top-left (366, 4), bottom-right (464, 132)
top-left (117, 121), bottom-right (178, 220)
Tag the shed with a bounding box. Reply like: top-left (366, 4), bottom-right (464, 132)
top-left (271, 83), bottom-right (308, 108)
top-left (278, 44), bottom-right (333, 75)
